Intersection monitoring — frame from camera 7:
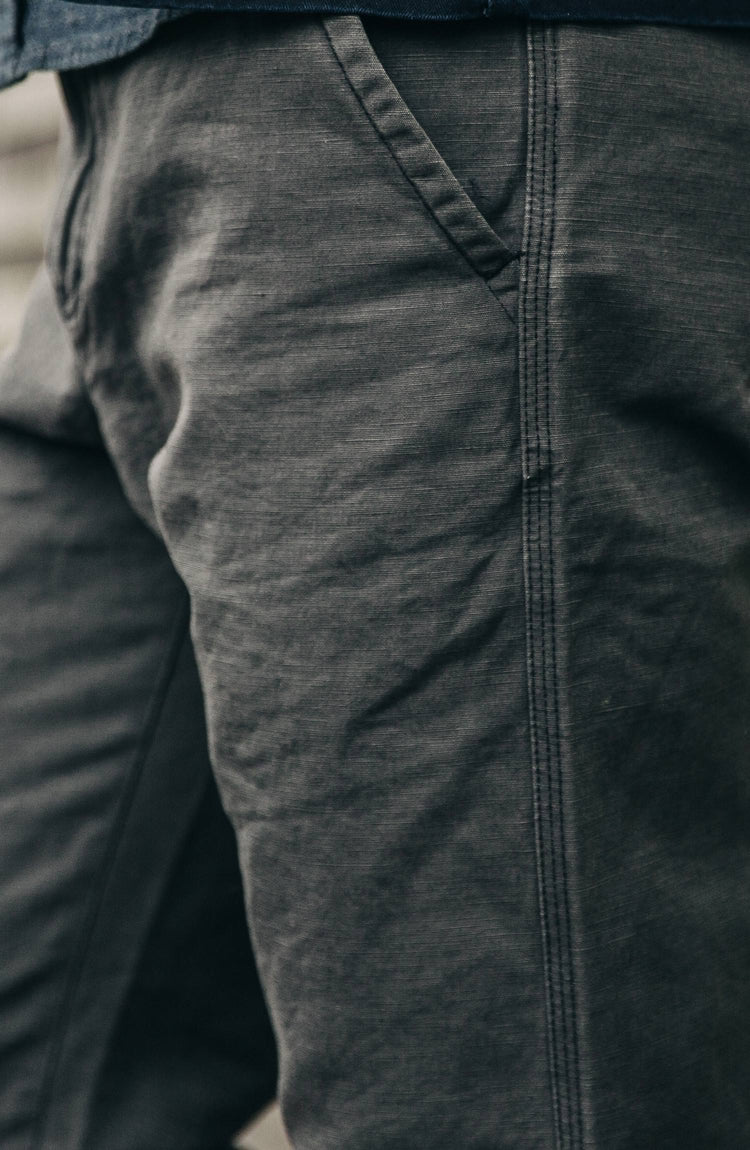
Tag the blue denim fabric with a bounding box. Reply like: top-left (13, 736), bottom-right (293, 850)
top-left (0, 0), bottom-right (176, 89)
top-left (62, 0), bottom-right (750, 24)
top-left (1, 0), bottom-right (748, 92)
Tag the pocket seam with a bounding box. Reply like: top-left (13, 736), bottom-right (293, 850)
top-left (47, 73), bottom-right (96, 328)
top-left (320, 14), bottom-right (519, 325)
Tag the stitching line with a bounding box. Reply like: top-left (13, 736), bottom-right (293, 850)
top-left (544, 26), bottom-right (584, 1144)
top-left (319, 16), bottom-right (518, 325)
top-left (535, 28), bottom-right (572, 1144)
top-left (537, 31), bottom-right (571, 1146)
top-left (523, 24), bottom-right (582, 1150)
top-left (537, 34), bottom-right (575, 1145)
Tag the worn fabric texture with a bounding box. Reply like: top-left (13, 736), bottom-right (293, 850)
top-left (0, 13), bottom-right (749, 1150)
top-left (0, 0), bottom-right (175, 90)
top-left (0, 269), bottom-right (278, 1150)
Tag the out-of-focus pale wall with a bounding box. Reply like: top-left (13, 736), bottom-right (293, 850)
top-left (0, 71), bottom-right (62, 350)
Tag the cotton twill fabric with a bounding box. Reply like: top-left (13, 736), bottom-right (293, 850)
top-left (0, 270), bottom-right (278, 1149)
top-left (0, 13), bottom-right (749, 1150)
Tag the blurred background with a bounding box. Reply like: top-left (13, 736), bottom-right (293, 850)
top-left (0, 73), bottom-right (291, 1150)
top-left (0, 72), bottom-right (60, 351)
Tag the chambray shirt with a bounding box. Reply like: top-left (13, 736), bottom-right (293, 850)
top-left (0, 0), bottom-right (179, 88)
top-left (0, 0), bottom-right (748, 90)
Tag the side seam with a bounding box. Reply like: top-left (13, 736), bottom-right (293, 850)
top-left (519, 23), bottom-right (584, 1150)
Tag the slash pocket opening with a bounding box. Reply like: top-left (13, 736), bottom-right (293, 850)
top-left (320, 14), bottom-right (521, 316)
top-left (46, 71), bottom-right (96, 327)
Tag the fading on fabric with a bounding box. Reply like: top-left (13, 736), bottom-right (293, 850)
top-left (0, 10), bottom-right (748, 1150)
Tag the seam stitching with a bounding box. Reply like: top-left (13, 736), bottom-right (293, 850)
top-left (522, 28), bottom-right (562, 1149)
top-left (540, 35), bottom-right (575, 1144)
top-left (536, 29), bottom-right (572, 1144)
top-left (319, 16), bottom-right (518, 325)
top-left (522, 24), bottom-right (583, 1150)
top-left (536, 31), bottom-right (569, 1146)
top-left (545, 26), bottom-right (584, 1147)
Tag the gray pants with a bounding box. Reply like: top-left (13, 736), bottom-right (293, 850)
top-left (1, 14), bottom-right (749, 1149)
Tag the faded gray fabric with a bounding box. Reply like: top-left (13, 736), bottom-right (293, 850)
top-left (0, 270), bottom-right (277, 1150)
top-left (1, 13), bottom-right (749, 1149)
top-left (361, 15), bottom-right (527, 251)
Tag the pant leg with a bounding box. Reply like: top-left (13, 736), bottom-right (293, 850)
top-left (0, 266), bottom-right (277, 1150)
top-left (525, 24), bottom-right (750, 1148)
top-left (47, 15), bottom-right (750, 1149)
